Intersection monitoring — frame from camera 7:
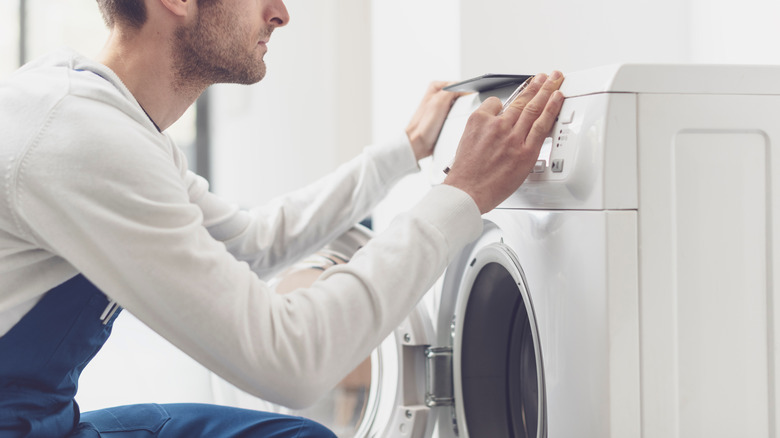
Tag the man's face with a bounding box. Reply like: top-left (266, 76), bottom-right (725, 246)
top-left (173, 0), bottom-right (288, 88)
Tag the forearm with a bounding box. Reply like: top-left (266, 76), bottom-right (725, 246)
top-left (173, 185), bottom-right (481, 408)
top-left (194, 136), bottom-right (421, 277)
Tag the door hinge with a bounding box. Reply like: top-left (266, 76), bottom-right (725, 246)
top-left (424, 346), bottom-right (454, 407)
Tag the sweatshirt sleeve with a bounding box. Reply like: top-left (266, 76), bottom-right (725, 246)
top-left (12, 92), bottom-right (482, 409)
top-left (188, 134), bottom-right (421, 279)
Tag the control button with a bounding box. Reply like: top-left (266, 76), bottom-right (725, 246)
top-left (560, 109), bottom-right (575, 124)
top-left (551, 159), bottom-right (564, 173)
top-left (533, 160), bottom-right (546, 173)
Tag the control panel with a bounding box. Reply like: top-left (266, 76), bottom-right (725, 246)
top-left (526, 104), bottom-right (578, 182)
top-left (429, 79), bottom-right (583, 186)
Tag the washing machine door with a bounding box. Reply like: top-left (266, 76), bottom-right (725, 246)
top-left (210, 225), bottom-right (438, 438)
top-left (436, 239), bottom-right (546, 438)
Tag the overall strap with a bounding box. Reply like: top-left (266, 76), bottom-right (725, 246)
top-left (0, 274), bottom-right (121, 438)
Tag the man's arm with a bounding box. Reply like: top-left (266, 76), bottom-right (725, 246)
top-left (185, 137), bottom-right (419, 279)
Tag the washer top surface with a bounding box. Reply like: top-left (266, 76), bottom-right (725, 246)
top-left (561, 63), bottom-right (780, 98)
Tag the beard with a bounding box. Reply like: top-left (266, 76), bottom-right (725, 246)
top-left (172, 4), bottom-right (268, 91)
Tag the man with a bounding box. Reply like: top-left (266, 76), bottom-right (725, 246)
top-left (0, 0), bottom-right (564, 436)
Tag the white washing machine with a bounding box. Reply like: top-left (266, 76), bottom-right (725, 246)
top-left (212, 64), bottom-right (780, 438)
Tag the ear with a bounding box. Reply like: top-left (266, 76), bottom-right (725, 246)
top-left (157, 0), bottom-right (192, 19)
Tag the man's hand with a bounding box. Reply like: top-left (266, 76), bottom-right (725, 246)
top-left (406, 81), bottom-right (464, 161)
top-left (443, 71), bottom-right (565, 214)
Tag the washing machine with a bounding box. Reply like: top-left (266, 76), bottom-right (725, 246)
top-left (211, 64), bottom-right (780, 438)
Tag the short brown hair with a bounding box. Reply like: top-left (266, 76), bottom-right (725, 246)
top-left (95, 0), bottom-right (147, 29)
top-left (96, 0), bottom-right (219, 29)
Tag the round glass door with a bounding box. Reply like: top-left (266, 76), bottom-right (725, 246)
top-left (452, 243), bottom-right (546, 438)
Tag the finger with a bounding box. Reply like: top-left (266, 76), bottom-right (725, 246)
top-left (439, 85), bottom-right (466, 102)
top-left (428, 81), bottom-right (468, 107)
top-left (433, 80), bottom-right (475, 101)
top-left (429, 80), bottom-right (452, 91)
top-left (428, 80), bottom-right (461, 97)
top-left (500, 73), bottom-right (547, 123)
top-left (514, 71), bottom-right (564, 134)
top-left (476, 96), bottom-right (504, 116)
top-left (525, 90), bottom-right (565, 151)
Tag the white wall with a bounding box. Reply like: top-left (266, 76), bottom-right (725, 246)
top-left (369, 0), bottom-right (461, 231)
top-left (78, 313), bottom-right (216, 411)
top-left (689, 0), bottom-right (780, 64)
top-left (209, 0), bottom-right (372, 206)
top-left (459, 0), bottom-right (690, 75)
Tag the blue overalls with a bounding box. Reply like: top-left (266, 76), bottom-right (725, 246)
top-left (0, 274), bottom-right (336, 438)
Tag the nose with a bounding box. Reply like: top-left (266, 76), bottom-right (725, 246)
top-left (266, 0), bottom-right (290, 27)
